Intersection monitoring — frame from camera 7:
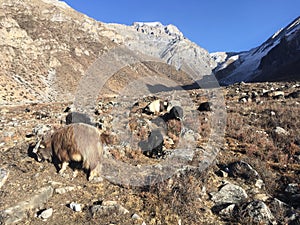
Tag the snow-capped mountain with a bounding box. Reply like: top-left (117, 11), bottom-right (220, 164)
top-left (213, 16), bottom-right (300, 85)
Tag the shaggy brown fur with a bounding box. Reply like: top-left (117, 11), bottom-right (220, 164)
top-left (36, 123), bottom-right (103, 181)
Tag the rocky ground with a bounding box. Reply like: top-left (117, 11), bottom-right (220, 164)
top-left (0, 81), bottom-right (300, 225)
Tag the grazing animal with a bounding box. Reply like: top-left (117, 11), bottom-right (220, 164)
top-left (162, 106), bottom-right (183, 121)
top-left (139, 129), bottom-right (165, 158)
top-left (34, 123), bottom-right (103, 181)
top-left (143, 99), bottom-right (168, 115)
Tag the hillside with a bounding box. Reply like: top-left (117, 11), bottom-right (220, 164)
top-left (0, 0), bottom-right (216, 106)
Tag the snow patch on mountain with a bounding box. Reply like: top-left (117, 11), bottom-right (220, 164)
top-left (272, 28), bottom-right (283, 39)
top-left (287, 18), bottom-right (300, 31)
top-left (215, 16), bottom-right (300, 85)
top-left (210, 52), bottom-right (227, 65)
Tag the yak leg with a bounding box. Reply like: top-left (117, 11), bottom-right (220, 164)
top-left (59, 161), bottom-right (69, 174)
top-left (88, 169), bottom-right (96, 181)
top-left (88, 164), bottom-right (102, 181)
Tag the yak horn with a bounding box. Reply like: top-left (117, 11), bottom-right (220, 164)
top-left (32, 139), bottom-right (41, 154)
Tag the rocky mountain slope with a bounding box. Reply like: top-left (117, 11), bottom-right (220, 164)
top-left (213, 16), bottom-right (300, 85)
top-left (0, 0), bottom-right (215, 106)
top-left (0, 0), bottom-right (117, 104)
top-left (102, 21), bottom-right (214, 78)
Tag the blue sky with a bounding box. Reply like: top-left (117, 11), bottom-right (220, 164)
top-left (63, 0), bottom-right (300, 53)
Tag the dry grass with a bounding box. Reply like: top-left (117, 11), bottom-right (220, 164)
top-left (225, 87), bottom-right (300, 198)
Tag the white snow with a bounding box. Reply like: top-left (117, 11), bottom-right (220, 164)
top-left (285, 18), bottom-right (300, 39)
top-left (210, 52), bottom-right (227, 64)
top-left (217, 17), bottom-right (300, 85)
top-left (221, 38), bottom-right (281, 84)
top-left (286, 24), bottom-right (300, 39)
top-left (217, 54), bottom-right (240, 71)
top-left (287, 18), bottom-right (300, 31)
top-left (272, 28), bottom-right (283, 39)
top-left (229, 55), bottom-right (239, 62)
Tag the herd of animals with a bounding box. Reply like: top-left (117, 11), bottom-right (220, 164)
top-left (32, 98), bottom-right (188, 181)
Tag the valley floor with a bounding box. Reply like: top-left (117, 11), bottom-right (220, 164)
top-left (0, 81), bottom-right (299, 224)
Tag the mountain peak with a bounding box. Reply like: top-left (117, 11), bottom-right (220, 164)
top-left (132, 21), bottom-right (183, 39)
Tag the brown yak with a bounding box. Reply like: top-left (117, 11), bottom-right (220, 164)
top-left (34, 123), bottom-right (104, 181)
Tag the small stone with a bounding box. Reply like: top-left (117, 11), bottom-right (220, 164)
top-left (274, 126), bottom-right (289, 135)
top-left (92, 176), bottom-right (103, 183)
top-left (38, 208), bottom-right (53, 219)
top-left (66, 112), bottom-right (94, 126)
top-left (131, 213), bottom-right (141, 220)
top-left (90, 200), bottom-right (129, 217)
top-left (285, 183), bottom-right (299, 194)
top-left (0, 168), bottom-right (9, 189)
top-left (255, 179), bottom-right (264, 189)
top-left (102, 201), bottom-right (129, 214)
top-left (254, 193), bottom-right (270, 201)
top-left (252, 91), bottom-right (259, 98)
top-left (69, 202), bottom-right (81, 212)
top-left (55, 186), bottom-right (75, 194)
top-left (218, 204), bottom-right (236, 218)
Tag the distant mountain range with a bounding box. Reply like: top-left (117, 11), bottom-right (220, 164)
top-left (0, 0), bottom-right (299, 104)
top-left (212, 16), bottom-right (300, 85)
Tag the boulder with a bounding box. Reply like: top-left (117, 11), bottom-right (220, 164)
top-left (90, 200), bottom-right (129, 217)
top-left (210, 183), bottom-right (248, 205)
top-left (198, 102), bottom-right (212, 112)
top-left (66, 112), bottom-right (94, 126)
top-left (38, 208), bottom-right (53, 220)
top-left (240, 200), bottom-right (277, 225)
top-left (274, 126), bottom-right (289, 136)
top-left (0, 186), bottom-right (53, 224)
